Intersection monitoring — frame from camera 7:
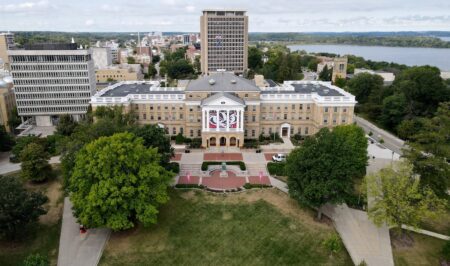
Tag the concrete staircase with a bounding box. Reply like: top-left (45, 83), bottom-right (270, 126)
top-left (179, 163), bottom-right (203, 176)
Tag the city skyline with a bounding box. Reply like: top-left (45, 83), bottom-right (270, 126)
top-left (0, 0), bottom-right (449, 32)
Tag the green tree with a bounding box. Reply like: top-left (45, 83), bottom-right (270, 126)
top-left (347, 73), bottom-right (384, 105)
top-left (366, 161), bottom-right (446, 232)
top-left (69, 132), bottom-right (173, 231)
top-left (12, 135), bottom-right (42, 159)
top-left (7, 107), bottom-right (21, 132)
top-left (131, 124), bottom-right (174, 165)
top-left (20, 143), bottom-right (52, 182)
top-left (152, 54), bottom-right (160, 64)
top-left (322, 234), bottom-right (342, 257)
top-left (404, 102), bottom-right (450, 198)
top-left (396, 118), bottom-right (424, 140)
top-left (333, 77), bottom-right (347, 88)
top-left (0, 175), bottom-right (48, 240)
top-left (318, 65), bottom-right (332, 81)
top-left (193, 56), bottom-right (201, 73)
top-left (248, 46), bottom-right (263, 70)
top-left (147, 63), bottom-right (157, 78)
top-left (167, 59), bottom-right (195, 79)
top-left (22, 253), bottom-right (49, 266)
top-left (380, 93), bottom-right (407, 129)
top-left (0, 125), bottom-right (15, 151)
top-left (56, 114), bottom-right (78, 136)
top-left (127, 56), bottom-right (136, 64)
top-left (286, 125), bottom-right (368, 217)
top-left (393, 66), bottom-right (450, 117)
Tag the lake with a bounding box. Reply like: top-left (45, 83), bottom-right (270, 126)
top-left (288, 44), bottom-right (450, 71)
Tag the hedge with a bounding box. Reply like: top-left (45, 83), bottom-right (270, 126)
top-left (244, 183), bottom-right (272, 189)
top-left (267, 162), bottom-right (286, 176)
top-left (175, 184), bottom-right (205, 189)
top-left (201, 161), bottom-right (246, 171)
top-left (166, 162), bottom-right (180, 174)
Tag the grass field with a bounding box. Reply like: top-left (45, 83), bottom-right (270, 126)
top-left (0, 175), bottom-right (63, 266)
top-left (100, 189), bottom-right (352, 266)
top-left (392, 232), bottom-right (447, 266)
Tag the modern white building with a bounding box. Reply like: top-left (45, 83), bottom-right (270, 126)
top-left (9, 43), bottom-right (96, 127)
top-left (354, 68), bottom-right (395, 84)
top-left (91, 47), bottom-right (112, 69)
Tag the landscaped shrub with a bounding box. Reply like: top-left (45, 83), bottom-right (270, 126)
top-left (201, 161), bottom-right (246, 171)
top-left (442, 240), bottom-right (450, 261)
top-left (243, 139), bottom-right (259, 148)
top-left (175, 133), bottom-right (185, 144)
top-left (22, 253), bottom-right (49, 266)
top-left (244, 183), bottom-right (272, 189)
top-left (267, 162), bottom-right (286, 176)
top-left (290, 133), bottom-right (304, 146)
top-left (166, 162), bottom-right (180, 174)
top-left (175, 184), bottom-right (205, 189)
top-left (189, 138), bottom-right (202, 148)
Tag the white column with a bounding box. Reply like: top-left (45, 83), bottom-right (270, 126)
top-left (240, 109), bottom-right (244, 130)
top-left (226, 110), bottom-right (230, 131)
top-left (206, 109), bottom-right (210, 131)
top-left (202, 110), bottom-right (205, 130)
top-left (237, 110), bottom-right (240, 130)
top-left (216, 109), bottom-right (219, 131)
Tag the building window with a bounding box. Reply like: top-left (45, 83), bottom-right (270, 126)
top-left (151, 115), bottom-right (154, 120)
top-left (252, 106), bottom-right (256, 111)
top-left (244, 130), bottom-right (248, 137)
top-left (190, 108), bottom-right (193, 112)
top-left (290, 127), bottom-right (294, 134)
top-left (245, 94), bottom-right (248, 97)
top-left (143, 113), bottom-right (146, 120)
top-left (284, 114), bottom-right (287, 120)
top-left (306, 116), bottom-right (309, 120)
top-left (252, 130), bottom-right (255, 137)
top-left (269, 128), bottom-right (272, 134)
top-left (150, 106), bottom-right (153, 110)
top-left (333, 117), bottom-right (337, 124)
top-left (334, 107), bottom-right (338, 112)
top-left (252, 116), bottom-right (256, 122)
top-left (180, 114), bottom-right (183, 119)
top-left (190, 130), bottom-right (193, 137)
top-left (343, 108), bottom-right (347, 113)
top-left (262, 127), bottom-right (265, 134)
top-left (323, 117), bottom-right (328, 124)
top-left (173, 127), bottom-right (176, 134)
top-left (324, 107), bottom-right (329, 113)
top-left (298, 127), bottom-right (301, 133)
top-left (158, 116), bottom-right (161, 120)
top-left (292, 104), bottom-right (295, 109)
top-left (305, 127), bottom-right (309, 135)
top-left (135, 105), bottom-right (139, 110)
top-left (342, 117), bottom-right (346, 123)
top-left (307, 104), bottom-right (310, 110)
top-left (300, 104), bottom-right (303, 110)
top-left (180, 128), bottom-right (183, 134)
top-left (197, 130), bottom-right (201, 137)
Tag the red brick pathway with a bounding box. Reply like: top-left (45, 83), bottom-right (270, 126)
top-left (204, 153), bottom-right (243, 161)
top-left (201, 170), bottom-right (246, 189)
top-left (171, 154), bottom-right (182, 161)
top-left (177, 175), bottom-right (200, 185)
top-left (264, 153), bottom-right (277, 161)
top-left (248, 176), bottom-right (271, 185)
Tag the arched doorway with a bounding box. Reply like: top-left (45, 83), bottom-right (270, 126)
top-left (220, 137), bottom-right (226, 146)
top-left (230, 137), bottom-right (237, 146)
top-left (280, 123), bottom-right (291, 138)
top-left (210, 137), bottom-right (216, 146)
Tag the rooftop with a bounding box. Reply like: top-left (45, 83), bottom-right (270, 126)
top-left (186, 72), bottom-right (260, 92)
top-left (99, 82), bottom-right (183, 97)
top-left (261, 82), bottom-right (344, 97)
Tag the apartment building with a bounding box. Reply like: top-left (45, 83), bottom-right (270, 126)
top-left (91, 72), bottom-right (356, 148)
top-left (9, 43), bottom-right (96, 126)
top-left (0, 32), bottom-right (15, 71)
top-left (200, 10), bottom-right (248, 74)
top-left (0, 69), bottom-right (15, 132)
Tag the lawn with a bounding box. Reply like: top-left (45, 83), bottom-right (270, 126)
top-left (392, 231), bottom-right (447, 266)
top-left (100, 189), bottom-right (352, 266)
top-left (0, 173), bottom-right (63, 266)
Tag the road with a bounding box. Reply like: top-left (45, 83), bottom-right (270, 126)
top-left (354, 115), bottom-right (405, 155)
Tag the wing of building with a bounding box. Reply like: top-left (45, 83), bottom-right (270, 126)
top-left (91, 72), bottom-right (357, 148)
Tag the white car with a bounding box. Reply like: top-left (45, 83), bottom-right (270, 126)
top-left (272, 153), bottom-right (286, 162)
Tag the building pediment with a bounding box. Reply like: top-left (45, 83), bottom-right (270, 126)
top-left (201, 92), bottom-right (245, 107)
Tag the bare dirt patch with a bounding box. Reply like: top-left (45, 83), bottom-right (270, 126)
top-left (39, 180), bottom-right (63, 225)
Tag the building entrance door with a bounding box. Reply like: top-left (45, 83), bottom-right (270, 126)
top-left (220, 137), bottom-right (226, 146)
top-left (282, 127), bottom-right (288, 137)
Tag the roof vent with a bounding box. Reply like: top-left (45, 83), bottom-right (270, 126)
top-left (231, 79), bottom-right (236, 84)
top-left (209, 79), bottom-right (215, 85)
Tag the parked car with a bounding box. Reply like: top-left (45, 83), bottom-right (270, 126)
top-left (272, 153), bottom-right (286, 162)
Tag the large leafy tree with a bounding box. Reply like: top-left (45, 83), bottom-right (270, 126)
top-left (347, 73), bottom-right (384, 105)
top-left (131, 124), bottom-right (174, 165)
top-left (380, 93), bottom-right (407, 129)
top-left (20, 142), bottom-right (52, 182)
top-left (393, 66), bottom-right (450, 117)
top-left (0, 175), bottom-right (48, 240)
top-left (404, 102), bottom-right (450, 198)
top-left (0, 125), bottom-right (15, 151)
top-left (56, 114), bottom-right (78, 136)
top-left (69, 132), bottom-right (173, 230)
top-left (286, 125), bottom-right (368, 217)
top-left (318, 65), bottom-right (332, 81)
top-left (366, 161), bottom-right (446, 232)
top-left (248, 46), bottom-right (263, 70)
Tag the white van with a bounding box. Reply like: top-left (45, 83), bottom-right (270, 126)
top-left (272, 153), bottom-right (286, 162)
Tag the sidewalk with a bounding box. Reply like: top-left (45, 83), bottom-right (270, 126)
top-left (57, 198), bottom-right (110, 266)
top-left (0, 153), bottom-right (60, 175)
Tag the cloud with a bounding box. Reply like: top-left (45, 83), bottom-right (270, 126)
top-left (0, 0), bottom-right (49, 12)
top-left (185, 5), bottom-right (195, 12)
top-left (85, 19), bottom-right (95, 26)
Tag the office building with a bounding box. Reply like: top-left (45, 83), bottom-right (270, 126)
top-left (0, 32), bottom-right (15, 71)
top-left (91, 47), bottom-right (113, 69)
top-left (9, 43), bottom-right (96, 126)
top-left (200, 10), bottom-right (248, 74)
top-left (91, 72), bottom-right (356, 148)
top-left (0, 67), bottom-right (16, 132)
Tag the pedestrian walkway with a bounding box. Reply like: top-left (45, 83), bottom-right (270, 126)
top-left (0, 153), bottom-right (60, 175)
top-left (58, 198), bottom-right (110, 266)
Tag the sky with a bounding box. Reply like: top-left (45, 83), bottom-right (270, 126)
top-left (0, 0), bottom-right (450, 32)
